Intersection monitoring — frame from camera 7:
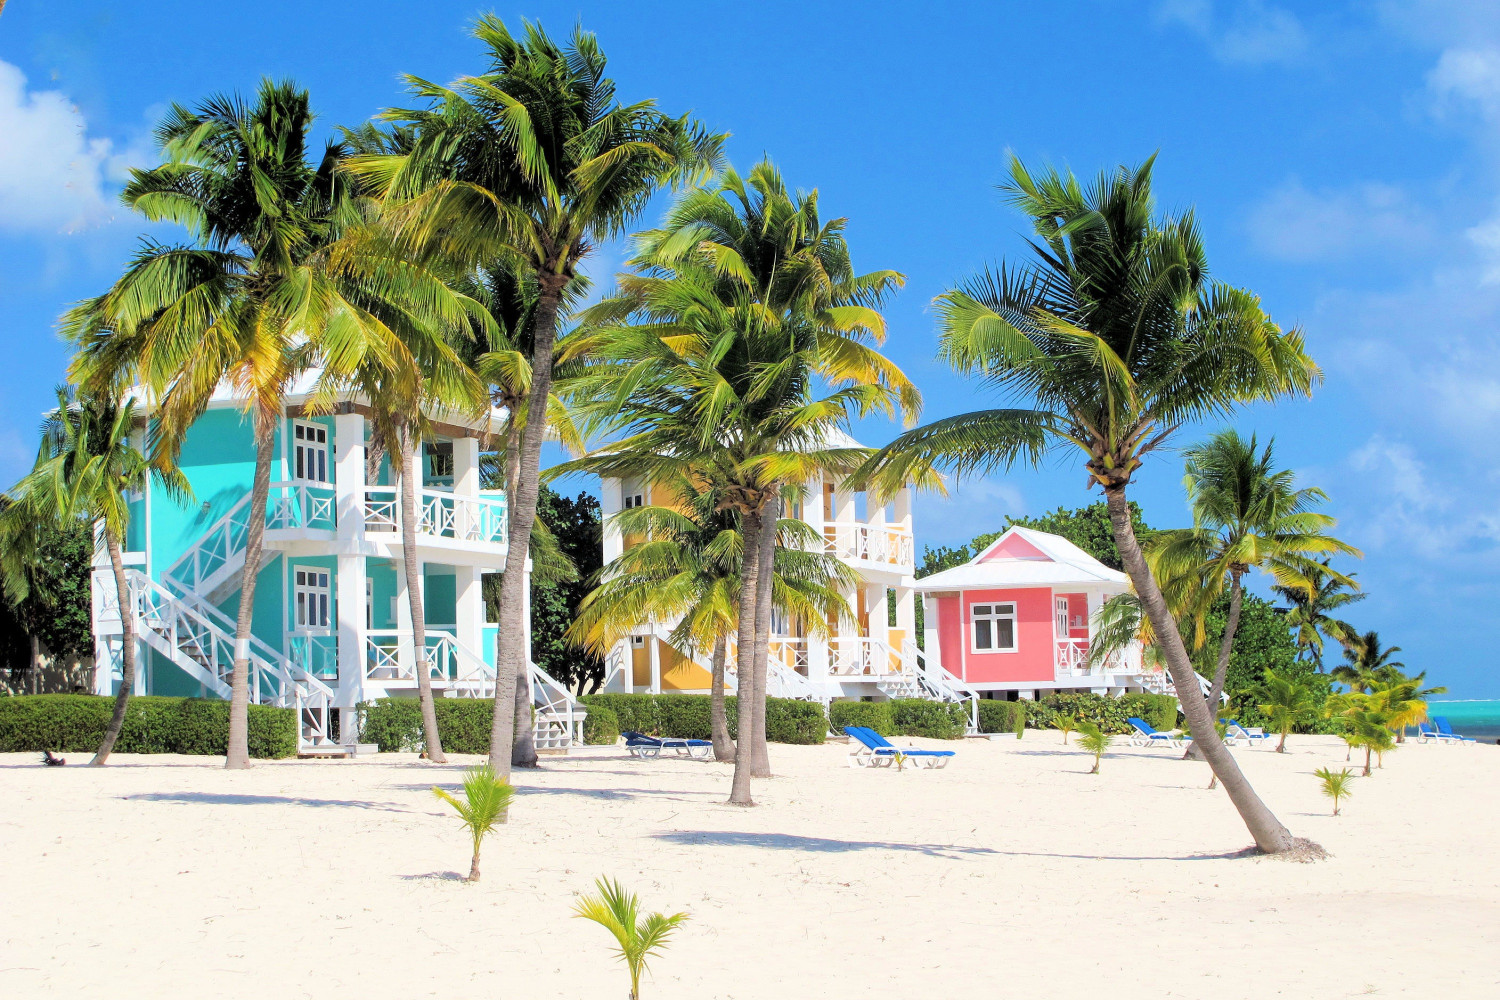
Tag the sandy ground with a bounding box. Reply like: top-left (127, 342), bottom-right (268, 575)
top-left (2, 733), bottom-right (1497, 999)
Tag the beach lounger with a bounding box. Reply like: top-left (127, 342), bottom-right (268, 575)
top-left (1416, 721), bottom-right (1442, 743)
top-left (843, 726), bottom-right (956, 769)
top-left (1127, 717), bottom-right (1184, 748)
top-left (1433, 717), bottom-right (1476, 745)
top-left (621, 731), bottom-right (713, 759)
top-left (1222, 720), bottom-right (1273, 748)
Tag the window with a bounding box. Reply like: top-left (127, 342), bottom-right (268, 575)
top-left (366, 578), bottom-right (374, 630)
top-left (292, 421), bottom-right (329, 483)
top-left (970, 602), bottom-right (1016, 653)
top-left (294, 567), bottom-right (331, 630)
top-left (426, 442), bottom-right (454, 481)
top-left (621, 478), bottom-right (645, 509)
top-left (1055, 597), bottom-right (1070, 637)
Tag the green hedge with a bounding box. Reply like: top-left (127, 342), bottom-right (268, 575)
top-left (977, 699), bottom-right (1027, 736)
top-left (889, 698), bottom-right (967, 739)
top-left (1022, 692), bottom-right (1180, 735)
top-left (358, 698), bottom-right (499, 754)
top-left (0, 695), bottom-right (296, 758)
top-left (829, 700), bottom-right (893, 736)
top-left (578, 693), bottom-right (826, 745)
top-left (583, 705), bottom-right (619, 745)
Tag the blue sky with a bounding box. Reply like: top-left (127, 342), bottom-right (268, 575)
top-left (2, 1), bottom-right (1497, 695)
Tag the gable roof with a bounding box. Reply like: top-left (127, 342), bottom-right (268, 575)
top-left (911, 525), bottom-right (1129, 591)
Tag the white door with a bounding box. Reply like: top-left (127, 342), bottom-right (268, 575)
top-left (1055, 597), bottom-right (1070, 639)
top-left (294, 567), bottom-right (331, 630)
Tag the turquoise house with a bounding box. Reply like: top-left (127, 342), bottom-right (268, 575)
top-left (91, 374), bottom-right (583, 754)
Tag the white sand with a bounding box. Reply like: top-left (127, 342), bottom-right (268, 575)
top-left (2, 734), bottom-right (1496, 999)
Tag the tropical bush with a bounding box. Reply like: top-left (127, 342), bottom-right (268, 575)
top-left (359, 698), bottom-right (497, 754)
top-left (1024, 694), bottom-right (1131, 734)
top-left (1118, 693), bottom-right (1179, 732)
top-left (976, 699), bottom-right (1026, 736)
top-left (888, 698), bottom-right (967, 739)
top-left (829, 700), bottom-right (894, 736)
top-left (582, 705), bottom-right (620, 745)
top-left (578, 693), bottom-right (826, 744)
top-left (0, 694), bottom-right (295, 758)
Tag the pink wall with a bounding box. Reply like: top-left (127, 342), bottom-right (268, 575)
top-left (1064, 593), bottom-right (1089, 639)
top-left (935, 587), bottom-right (1059, 683)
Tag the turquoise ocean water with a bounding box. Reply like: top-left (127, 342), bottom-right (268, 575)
top-left (1425, 700), bottom-right (1500, 743)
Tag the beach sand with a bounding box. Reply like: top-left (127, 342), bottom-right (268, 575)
top-left (2, 733), bottom-right (1496, 999)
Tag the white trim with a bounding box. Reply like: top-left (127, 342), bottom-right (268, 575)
top-left (969, 601), bottom-right (1018, 654)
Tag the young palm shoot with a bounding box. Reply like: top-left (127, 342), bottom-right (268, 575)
top-left (574, 877), bottom-right (689, 1000)
top-left (1054, 715), bottom-right (1078, 745)
top-left (1076, 722), bottom-right (1111, 774)
top-left (431, 765), bottom-right (514, 882)
top-left (1314, 767), bottom-right (1354, 816)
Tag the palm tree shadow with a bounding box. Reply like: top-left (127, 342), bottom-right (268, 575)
top-left (654, 830), bottom-right (1257, 862)
top-left (401, 871), bottom-right (466, 882)
top-left (122, 791), bottom-right (423, 813)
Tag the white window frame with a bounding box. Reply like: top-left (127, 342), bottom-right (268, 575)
top-left (292, 420), bottom-right (330, 484)
top-left (292, 566), bottom-right (332, 631)
top-left (970, 601), bottom-right (1017, 654)
top-left (1055, 597), bottom-right (1070, 638)
top-left (621, 478), bottom-right (645, 510)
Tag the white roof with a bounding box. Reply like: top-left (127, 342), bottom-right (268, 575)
top-left (911, 526), bottom-right (1128, 591)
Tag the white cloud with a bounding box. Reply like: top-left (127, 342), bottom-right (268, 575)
top-left (912, 478), bottom-right (1027, 552)
top-left (0, 59), bottom-right (143, 234)
top-left (1247, 179), bottom-right (1434, 262)
top-left (1427, 46), bottom-right (1500, 120)
top-left (1155, 0), bottom-right (1308, 66)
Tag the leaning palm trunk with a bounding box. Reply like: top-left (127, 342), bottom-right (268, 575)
top-left (709, 635), bottom-right (733, 761)
top-left (225, 413), bottom-right (276, 770)
top-left (728, 510), bottom-right (765, 805)
top-left (500, 412), bottom-right (539, 768)
top-left (1104, 488), bottom-right (1305, 855)
top-left (749, 516), bottom-right (776, 778)
top-left (1185, 571), bottom-right (1245, 761)
top-left (489, 280), bottom-right (563, 776)
top-left (91, 530), bottom-right (135, 765)
top-left (399, 422), bottom-right (447, 764)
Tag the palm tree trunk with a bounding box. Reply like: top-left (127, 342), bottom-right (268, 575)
top-left (1277, 728), bottom-right (1288, 753)
top-left (710, 634), bottom-right (733, 761)
top-left (400, 422), bottom-right (446, 764)
top-left (489, 275), bottom-right (563, 776)
top-left (501, 412), bottom-right (539, 769)
top-left (1363, 746), bottom-right (1372, 777)
top-left (225, 411), bottom-right (275, 770)
top-left (728, 509), bottom-right (764, 805)
top-left (1184, 570), bottom-right (1244, 760)
top-left (1103, 486), bottom-right (1306, 855)
top-left (749, 510), bottom-right (776, 778)
top-left (91, 530), bottom-right (134, 765)
top-left (468, 846), bottom-right (482, 883)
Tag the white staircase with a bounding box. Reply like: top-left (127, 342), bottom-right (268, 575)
top-left (900, 639), bottom-right (980, 733)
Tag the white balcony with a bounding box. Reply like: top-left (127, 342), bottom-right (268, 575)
top-left (823, 523), bottom-right (914, 571)
top-left (361, 487), bottom-right (508, 548)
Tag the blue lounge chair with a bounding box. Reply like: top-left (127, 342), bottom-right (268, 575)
top-left (843, 726), bottom-right (956, 768)
top-left (622, 731), bottom-right (713, 759)
top-left (1222, 720), bottom-right (1273, 748)
top-left (1417, 721), bottom-right (1442, 743)
top-left (1433, 717), bottom-right (1476, 745)
top-left (1127, 717), bottom-right (1185, 748)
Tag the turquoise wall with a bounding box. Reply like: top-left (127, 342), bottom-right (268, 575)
top-left (148, 408), bottom-right (262, 573)
top-left (369, 560), bottom-right (398, 629)
top-left (424, 566), bottom-right (456, 627)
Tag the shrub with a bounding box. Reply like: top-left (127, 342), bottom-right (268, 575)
top-left (1118, 692), bottom-right (1178, 732)
top-left (1024, 693), bottom-right (1136, 734)
top-left (889, 698), bottom-right (966, 739)
top-left (583, 705), bottom-right (620, 745)
top-left (0, 695), bottom-right (296, 758)
top-left (655, 696), bottom-right (712, 740)
top-left (829, 700), bottom-right (894, 736)
top-left (358, 698), bottom-right (499, 754)
top-left (976, 700), bottom-right (1026, 736)
top-left (762, 697), bottom-right (827, 744)
top-left (578, 694), bottom-right (661, 736)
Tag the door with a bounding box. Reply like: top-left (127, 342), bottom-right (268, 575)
top-left (292, 421), bottom-right (330, 483)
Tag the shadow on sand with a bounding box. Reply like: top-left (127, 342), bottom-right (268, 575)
top-left (653, 830), bottom-right (1256, 863)
top-left (122, 791), bottom-right (424, 813)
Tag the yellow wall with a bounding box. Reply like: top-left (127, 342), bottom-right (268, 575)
top-left (659, 640), bottom-right (711, 691)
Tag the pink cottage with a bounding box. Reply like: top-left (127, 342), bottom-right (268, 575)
top-left (912, 526), bottom-right (1165, 700)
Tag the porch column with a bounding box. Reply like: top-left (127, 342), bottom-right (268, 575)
top-left (454, 435), bottom-right (480, 498)
top-left (455, 565), bottom-right (482, 659)
top-left (334, 411), bottom-right (367, 736)
top-left (649, 634), bottom-right (662, 694)
top-left (395, 561), bottom-right (419, 677)
top-left (601, 478), bottom-right (625, 563)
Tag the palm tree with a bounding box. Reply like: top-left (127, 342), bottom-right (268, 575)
top-left (1258, 668), bottom-right (1323, 752)
top-left (564, 161), bottom-right (920, 804)
top-left (1272, 559), bottom-right (1364, 669)
top-left (573, 877), bottom-right (689, 1000)
top-left (1053, 714), bottom-right (1079, 745)
top-left (1314, 766), bottom-right (1354, 816)
top-left (858, 157), bottom-right (1320, 854)
top-left (64, 81), bottom-right (405, 769)
top-left (347, 17), bottom-right (723, 778)
top-left (0, 390), bottom-right (183, 764)
top-left (1331, 631), bottom-right (1407, 692)
top-left (1076, 721), bottom-right (1111, 774)
top-left (431, 764), bottom-right (514, 882)
top-left (1149, 430), bottom-right (1359, 710)
top-left (566, 473), bottom-right (856, 760)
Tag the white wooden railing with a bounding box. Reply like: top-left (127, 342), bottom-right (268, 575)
top-left (361, 487), bottom-right (507, 545)
top-left (822, 523), bottom-right (914, 568)
top-left (163, 482), bottom-right (336, 594)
